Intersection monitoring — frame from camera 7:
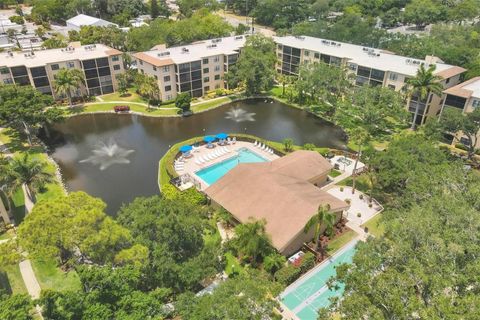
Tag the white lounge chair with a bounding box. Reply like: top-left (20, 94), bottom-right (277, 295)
top-left (270, 149), bottom-right (274, 155)
top-left (254, 140), bottom-right (258, 146)
top-left (195, 158), bottom-right (200, 165)
top-left (232, 137), bottom-right (236, 144)
top-left (227, 137), bottom-right (232, 145)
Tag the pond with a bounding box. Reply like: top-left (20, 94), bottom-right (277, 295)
top-left (44, 98), bottom-right (347, 214)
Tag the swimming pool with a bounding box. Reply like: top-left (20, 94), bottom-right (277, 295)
top-left (280, 241), bottom-right (357, 320)
top-left (195, 148), bottom-right (268, 185)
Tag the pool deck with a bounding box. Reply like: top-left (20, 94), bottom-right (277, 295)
top-left (175, 141), bottom-right (279, 191)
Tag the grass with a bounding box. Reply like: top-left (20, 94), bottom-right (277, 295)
top-left (0, 264), bottom-right (28, 295)
top-left (191, 96), bottom-right (236, 113)
top-left (11, 188), bottom-right (26, 224)
top-left (326, 229), bottom-right (357, 255)
top-left (68, 103), bottom-right (180, 116)
top-left (0, 229), bottom-right (15, 240)
top-left (224, 251), bottom-right (243, 276)
top-left (336, 175), bottom-right (370, 193)
top-left (361, 214), bottom-right (385, 237)
top-left (31, 259), bottom-right (81, 292)
top-left (99, 88), bottom-right (147, 103)
top-left (329, 169), bottom-right (342, 178)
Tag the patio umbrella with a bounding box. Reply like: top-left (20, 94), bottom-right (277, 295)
top-left (179, 145), bottom-right (193, 153)
top-left (216, 133), bottom-right (228, 140)
top-left (204, 136), bottom-right (216, 143)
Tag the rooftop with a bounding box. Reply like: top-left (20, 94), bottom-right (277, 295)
top-left (66, 14), bottom-right (117, 28)
top-left (137, 35), bottom-right (248, 65)
top-left (443, 77), bottom-right (480, 99)
top-left (274, 35), bottom-right (465, 77)
top-left (0, 43), bottom-right (121, 68)
top-left (205, 151), bottom-right (349, 253)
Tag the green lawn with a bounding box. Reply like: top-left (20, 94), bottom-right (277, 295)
top-left (336, 175), bottom-right (370, 193)
top-left (0, 229), bottom-right (15, 240)
top-left (69, 102), bottom-right (180, 116)
top-left (191, 96), bottom-right (235, 113)
top-left (99, 88), bottom-right (147, 103)
top-left (31, 259), bottom-right (81, 292)
top-left (11, 188), bottom-right (26, 224)
top-left (0, 264), bottom-right (28, 295)
top-left (326, 229), bottom-right (357, 255)
top-left (224, 252), bottom-right (243, 276)
top-left (329, 169), bottom-right (342, 178)
top-left (362, 214), bottom-right (385, 237)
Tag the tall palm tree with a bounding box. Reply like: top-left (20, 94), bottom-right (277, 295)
top-left (348, 127), bottom-right (370, 194)
top-left (304, 204), bottom-right (335, 256)
top-left (233, 218), bottom-right (272, 264)
top-left (2, 154), bottom-right (54, 202)
top-left (404, 64), bottom-right (443, 129)
top-left (53, 68), bottom-right (86, 107)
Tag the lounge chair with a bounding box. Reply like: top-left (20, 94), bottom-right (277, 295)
top-left (232, 137), bottom-right (236, 144)
top-left (254, 140), bottom-right (258, 146)
top-left (227, 137), bottom-right (231, 145)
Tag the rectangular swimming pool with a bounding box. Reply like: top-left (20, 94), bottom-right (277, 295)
top-left (195, 147), bottom-right (268, 185)
top-left (280, 242), bottom-right (357, 320)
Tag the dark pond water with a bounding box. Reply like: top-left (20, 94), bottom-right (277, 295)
top-left (44, 98), bottom-right (347, 214)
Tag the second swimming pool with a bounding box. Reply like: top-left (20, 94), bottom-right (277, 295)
top-left (280, 241), bottom-right (357, 320)
top-left (195, 147), bottom-right (268, 185)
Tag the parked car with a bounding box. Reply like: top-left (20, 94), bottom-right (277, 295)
top-left (114, 105), bottom-right (130, 113)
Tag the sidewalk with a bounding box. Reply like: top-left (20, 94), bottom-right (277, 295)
top-left (19, 260), bottom-right (41, 299)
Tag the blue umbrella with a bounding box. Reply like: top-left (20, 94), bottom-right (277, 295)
top-left (204, 136), bottom-right (216, 143)
top-left (216, 133), bottom-right (228, 140)
top-left (179, 145), bottom-right (192, 153)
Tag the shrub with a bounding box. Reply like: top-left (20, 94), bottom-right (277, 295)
top-left (345, 199), bottom-right (351, 205)
top-left (303, 143), bottom-right (316, 151)
top-left (357, 212), bottom-right (362, 218)
top-left (340, 187), bottom-right (344, 192)
top-left (264, 252), bottom-right (286, 274)
top-left (161, 183), bottom-right (180, 200)
top-left (359, 194), bottom-right (364, 200)
top-left (300, 252), bottom-right (315, 273)
top-left (283, 138), bottom-right (294, 152)
top-left (455, 143), bottom-right (468, 151)
top-left (9, 15), bottom-right (24, 25)
top-left (175, 92), bottom-right (192, 112)
top-left (274, 265), bottom-right (302, 284)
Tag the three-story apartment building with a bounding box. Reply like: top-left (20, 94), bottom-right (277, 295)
top-left (274, 35), bottom-right (466, 125)
top-left (133, 35), bottom-right (247, 101)
top-left (441, 77), bottom-right (480, 148)
top-left (0, 43), bottom-right (124, 98)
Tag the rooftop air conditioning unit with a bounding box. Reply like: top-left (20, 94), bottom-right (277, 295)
top-left (234, 36), bottom-right (243, 40)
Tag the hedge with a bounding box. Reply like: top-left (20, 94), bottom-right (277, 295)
top-left (274, 252), bottom-right (316, 285)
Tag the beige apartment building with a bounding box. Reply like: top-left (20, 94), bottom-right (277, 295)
top-left (0, 43), bottom-right (124, 98)
top-left (274, 35), bottom-right (466, 125)
top-left (441, 77), bottom-right (480, 148)
top-left (132, 35), bottom-right (247, 101)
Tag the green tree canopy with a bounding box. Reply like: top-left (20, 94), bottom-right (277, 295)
top-left (227, 34), bottom-right (276, 95)
top-left (17, 191), bottom-right (137, 265)
top-left (440, 108), bottom-right (480, 159)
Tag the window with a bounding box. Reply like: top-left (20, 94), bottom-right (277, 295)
top-left (51, 64), bottom-right (59, 71)
top-left (389, 72), bottom-right (398, 81)
top-left (202, 58), bottom-right (209, 64)
top-left (204, 86), bottom-right (210, 92)
top-left (446, 77), bottom-right (450, 84)
top-left (139, 60), bottom-right (143, 65)
top-left (3, 78), bottom-right (13, 84)
top-left (304, 50), bottom-right (309, 56)
top-left (164, 75), bottom-right (170, 82)
top-left (153, 66), bottom-right (157, 71)
top-left (165, 85), bottom-right (171, 91)
top-left (314, 52), bottom-right (320, 59)
top-left (203, 68), bottom-right (209, 73)
top-left (67, 61), bottom-right (75, 69)
top-left (0, 67), bottom-right (9, 74)
top-left (203, 76), bottom-right (209, 82)
top-left (214, 65), bottom-right (220, 72)
top-left (214, 74), bottom-right (220, 80)
top-left (213, 56), bottom-right (220, 62)
top-left (370, 69), bottom-right (385, 81)
top-left (113, 64), bottom-right (121, 71)
top-left (472, 99), bottom-right (480, 109)
top-left (112, 55), bottom-right (120, 62)
top-left (96, 57), bottom-right (109, 67)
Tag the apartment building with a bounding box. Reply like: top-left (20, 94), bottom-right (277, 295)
top-left (441, 77), bottom-right (480, 148)
top-left (133, 35), bottom-right (247, 101)
top-left (274, 35), bottom-right (466, 125)
top-left (0, 43), bottom-right (124, 98)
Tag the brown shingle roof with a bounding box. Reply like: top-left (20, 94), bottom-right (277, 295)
top-left (106, 48), bottom-right (122, 56)
top-left (443, 76), bottom-right (480, 99)
top-left (434, 66), bottom-right (466, 79)
top-left (205, 151), bottom-right (348, 253)
top-left (132, 52), bottom-right (174, 67)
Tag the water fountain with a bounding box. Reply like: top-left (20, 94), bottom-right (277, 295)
top-left (79, 139), bottom-right (135, 170)
top-left (225, 107), bottom-right (256, 122)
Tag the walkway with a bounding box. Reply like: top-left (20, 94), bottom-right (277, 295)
top-left (19, 260), bottom-right (41, 299)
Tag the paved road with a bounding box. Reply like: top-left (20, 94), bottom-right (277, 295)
top-left (216, 11), bottom-right (276, 37)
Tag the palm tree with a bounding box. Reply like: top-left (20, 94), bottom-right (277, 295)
top-left (348, 127), bottom-right (370, 194)
top-left (2, 154), bottom-right (54, 202)
top-left (404, 64), bottom-right (443, 129)
top-left (138, 75), bottom-right (160, 110)
top-left (233, 218), bottom-right (272, 264)
top-left (304, 204), bottom-right (335, 257)
top-left (53, 68), bottom-right (86, 107)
